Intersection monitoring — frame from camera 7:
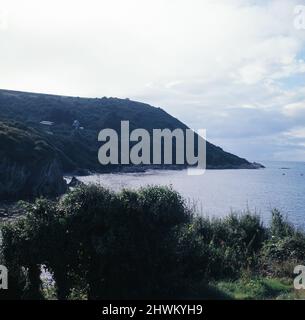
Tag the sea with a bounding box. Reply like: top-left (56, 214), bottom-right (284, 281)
top-left (75, 161), bottom-right (305, 230)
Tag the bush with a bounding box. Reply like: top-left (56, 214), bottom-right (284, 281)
top-left (1, 185), bottom-right (305, 300)
top-left (270, 209), bottom-right (295, 238)
top-left (1, 185), bottom-right (198, 299)
top-left (258, 209), bottom-right (305, 277)
top-left (190, 213), bottom-right (266, 279)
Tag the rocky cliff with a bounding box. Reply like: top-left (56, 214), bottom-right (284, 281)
top-left (0, 121), bottom-right (67, 200)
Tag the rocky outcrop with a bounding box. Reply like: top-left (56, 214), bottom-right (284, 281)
top-left (0, 157), bottom-right (67, 200)
top-left (206, 162), bottom-right (265, 169)
top-left (0, 121), bottom-right (68, 200)
top-left (68, 176), bottom-right (84, 187)
top-left (249, 162), bottom-right (265, 169)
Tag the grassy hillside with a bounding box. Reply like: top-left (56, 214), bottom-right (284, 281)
top-left (0, 89), bottom-right (255, 172)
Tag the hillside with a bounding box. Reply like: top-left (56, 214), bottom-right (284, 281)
top-left (0, 89), bottom-right (259, 173)
top-left (0, 121), bottom-right (66, 199)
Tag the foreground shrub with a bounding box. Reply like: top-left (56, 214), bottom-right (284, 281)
top-left (1, 186), bottom-right (305, 300)
top-left (1, 185), bottom-right (198, 299)
top-left (190, 213), bottom-right (266, 279)
top-left (259, 209), bottom-right (305, 277)
top-left (269, 209), bottom-right (295, 239)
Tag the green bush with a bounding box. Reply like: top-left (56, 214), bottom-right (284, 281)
top-left (269, 209), bottom-right (295, 239)
top-left (1, 185), bottom-right (305, 300)
top-left (189, 213), bottom-right (266, 279)
top-left (1, 185), bottom-right (198, 299)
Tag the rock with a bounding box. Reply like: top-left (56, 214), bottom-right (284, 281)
top-left (0, 158), bottom-right (67, 200)
top-left (242, 162), bottom-right (265, 169)
top-left (68, 176), bottom-right (84, 187)
top-left (0, 121), bottom-right (67, 200)
top-left (218, 161), bottom-right (265, 169)
top-left (251, 162), bottom-right (265, 169)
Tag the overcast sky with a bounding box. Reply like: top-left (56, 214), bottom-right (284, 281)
top-left (1, 0), bottom-right (305, 161)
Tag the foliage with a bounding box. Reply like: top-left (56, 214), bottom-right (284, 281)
top-left (215, 278), bottom-right (292, 300)
top-left (269, 209), bottom-right (295, 239)
top-left (190, 213), bottom-right (266, 279)
top-left (1, 186), bottom-right (305, 300)
top-left (1, 185), bottom-right (196, 299)
top-left (0, 121), bottom-right (55, 165)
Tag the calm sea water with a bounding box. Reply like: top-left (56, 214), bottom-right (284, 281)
top-left (76, 161), bottom-right (305, 229)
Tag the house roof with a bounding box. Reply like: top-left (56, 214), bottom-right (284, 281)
top-left (40, 121), bottom-right (54, 126)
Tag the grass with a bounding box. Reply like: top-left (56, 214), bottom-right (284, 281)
top-left (214, 277), bottom-right (305, 300)
top-left (41, 276), bottom-right (305, 300)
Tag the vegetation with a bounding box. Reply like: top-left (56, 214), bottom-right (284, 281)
top-left (0, 185), bottom-right (304, 300)
top-left (0, 121), bottom-right (55, 165)
top-left (215, 278), bottom-right (293, 300)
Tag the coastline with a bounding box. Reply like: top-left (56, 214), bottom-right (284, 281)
top-left (0, 162), bottom-right (266, 224)
top-left (67, 161), bottom-right (265, 176)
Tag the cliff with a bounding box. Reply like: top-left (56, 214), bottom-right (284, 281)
top-left (0, 121), bottom-right (67, 200)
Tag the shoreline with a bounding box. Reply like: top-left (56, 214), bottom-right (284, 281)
top-left (66, 161), bottom-right (265, 176)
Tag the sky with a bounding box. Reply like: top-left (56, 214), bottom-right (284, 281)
top-left (0, 0), bottom-right (305, 161)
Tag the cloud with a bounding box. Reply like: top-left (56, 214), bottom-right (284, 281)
top-left (0, 9), bottom-right (8, 30)
top-left (0, 0), bottom-right (305, 160)
top-left (284, 127), bottom-right (305, 139)
top-left (282, 101), bottom-right (305, 117)
top-left (238, 64), bottom-right (267, 85)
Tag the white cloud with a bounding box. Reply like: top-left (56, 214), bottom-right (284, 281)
top-left (237, 64), bottom-right (267, 84)
top-left (282, 102), bottom-right (305, 117)
top-left (284, 127), bottom-right (305, 139)
top-left (0, 9), bottom-right (8, 30)
top-left (0, 0), bottom-right (305, 160)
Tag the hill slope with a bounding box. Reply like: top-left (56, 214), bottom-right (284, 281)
top-left (0, 121), bottom-right (66, 199)
top-left (0, 89), bottom-right (259, 173)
